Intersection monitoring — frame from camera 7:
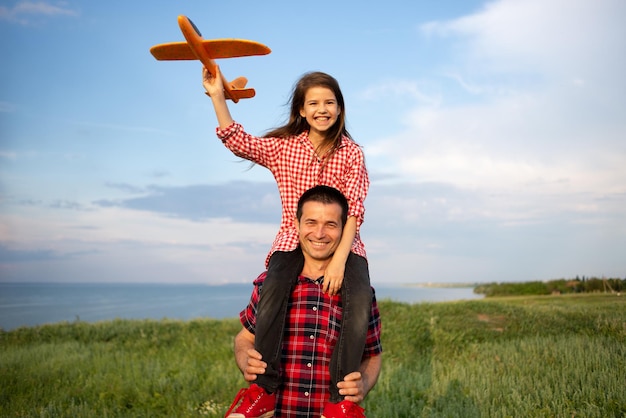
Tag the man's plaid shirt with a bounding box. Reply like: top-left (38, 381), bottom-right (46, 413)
top-left (240, 272), bottom-right (383, 417)
top-left (217, 122), bottom-right (369, 267)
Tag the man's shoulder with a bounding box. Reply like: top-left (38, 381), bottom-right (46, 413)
top-left (252, 271), bottom-right (268, 286)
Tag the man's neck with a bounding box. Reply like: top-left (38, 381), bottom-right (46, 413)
top-left (300, 259), bottom-right (330, 281)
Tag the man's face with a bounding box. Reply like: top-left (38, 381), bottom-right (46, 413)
top-left (295, 200), bottom-right (343, 262)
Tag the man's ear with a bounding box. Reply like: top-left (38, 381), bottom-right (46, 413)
top-left (293, 217), bottom-right (299, 232)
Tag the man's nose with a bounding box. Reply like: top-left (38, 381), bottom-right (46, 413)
top-left (313, 225), bottom-right (326, 237)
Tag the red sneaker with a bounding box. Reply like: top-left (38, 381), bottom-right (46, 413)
top-left (224, 384), bottom-right (275, 418)
top-left (321, 400), bottom-right (366, 418)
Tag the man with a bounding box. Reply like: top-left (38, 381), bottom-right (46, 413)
top-left (225, 185), bottom-right (382, 417)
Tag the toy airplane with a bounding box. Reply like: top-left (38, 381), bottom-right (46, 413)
top-left (150, 15), bottom-right (271, 102)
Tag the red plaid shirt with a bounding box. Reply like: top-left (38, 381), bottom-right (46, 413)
top-left (240, 272), bottom-right (383, 417)
top-left (217, 122), bottom-right (369, 267)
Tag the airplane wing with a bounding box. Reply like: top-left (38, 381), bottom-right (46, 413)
top-left (150, 39), bottom-right (271, 61)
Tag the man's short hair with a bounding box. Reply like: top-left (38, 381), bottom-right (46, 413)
top-left (296, 185), bottom-right (349, 226)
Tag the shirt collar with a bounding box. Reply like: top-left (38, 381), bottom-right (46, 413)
top-left (298, 131), bottom-right (348, 150)
top-left (298, 275), bottom-right (324, 285)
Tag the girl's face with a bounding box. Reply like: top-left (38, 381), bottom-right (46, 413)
top-left (299, 86), bottom-right (341, 141)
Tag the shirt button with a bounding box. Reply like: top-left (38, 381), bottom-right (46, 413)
top-left (312, 306), bottom-right (317, 311)
top-left (304, 392), bottom-right (310, 397)
top-left (309, 335), bottom-right (314, 340)
top-left (307, 362), bottom-right (312, 368)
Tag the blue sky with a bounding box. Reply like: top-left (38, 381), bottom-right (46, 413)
top-left (1, 0), bottom-right (625, 285)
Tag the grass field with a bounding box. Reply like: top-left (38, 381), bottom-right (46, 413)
top-left (2, 293), bottom-right (625, 417)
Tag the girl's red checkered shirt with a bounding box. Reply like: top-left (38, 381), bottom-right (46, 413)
top-left (217, 122), bottom-right (369, 267)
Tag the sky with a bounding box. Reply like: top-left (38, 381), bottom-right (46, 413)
top-left (1, 0), bottom-right (625, 285)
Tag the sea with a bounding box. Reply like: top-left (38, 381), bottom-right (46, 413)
top-left (0, 282), bottom-right (482, 331)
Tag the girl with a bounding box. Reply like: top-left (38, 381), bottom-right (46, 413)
top-left (203, 67), bottom-right (372, 418)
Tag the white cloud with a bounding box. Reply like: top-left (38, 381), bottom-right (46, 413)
top-left (0, 151), bottom-right (18, 160)
top-left (371, 0), bottom-right (626, 199)
top-left (2, 204), bottom-right (275, 248)
top-left (352, 0), bottom-right (626, 284)
top-left (0, 1), bottom-right (78, 24)
top-left (0, 204), bottom-right (276, 283)
top-left (421, 0), bottom-right (626, 78)
top-left (359, 79), bottom-right (441, 106)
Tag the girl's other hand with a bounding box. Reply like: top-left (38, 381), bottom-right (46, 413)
top-left (323, 259), bottom-right (345, 296)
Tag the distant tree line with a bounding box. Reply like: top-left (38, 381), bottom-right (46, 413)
top-left (474, 276), bottom-right (626, 297)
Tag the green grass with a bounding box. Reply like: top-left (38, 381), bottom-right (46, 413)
top-left (2, 293), bottom-right (625, 417)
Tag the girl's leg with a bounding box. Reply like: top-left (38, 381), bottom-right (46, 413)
top-left (328, 253), bottom-right (372, 403)
top-left (254, 249), bottom-right (304, 393)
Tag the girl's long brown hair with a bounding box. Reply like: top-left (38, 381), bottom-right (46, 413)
top-left (264, 72), bottom-right (354, 157)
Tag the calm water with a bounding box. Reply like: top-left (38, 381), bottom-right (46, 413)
top-left (0, 282), bottom-right (482, 331)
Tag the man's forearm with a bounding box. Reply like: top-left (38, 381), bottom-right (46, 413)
top-left (334, 216), bottom-right (357, 265)
top-left (359, 354), bottom-right (382, 397)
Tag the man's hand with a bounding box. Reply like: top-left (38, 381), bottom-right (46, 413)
top-left (336, 371), bottom-right (365, 403)
top-left (323, 257), bottom-right (345, 296)
top-left (242, 348), bottom-right (267, 383)
top-left (235, 329), bottom-right (267, 383)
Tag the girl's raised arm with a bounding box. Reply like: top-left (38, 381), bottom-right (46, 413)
top-left (202, 66), bottom-right (235, 129)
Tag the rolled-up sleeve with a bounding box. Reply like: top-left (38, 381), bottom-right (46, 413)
top-left (364, 289), bottom-right (383, 356)
top-left (343, 145), bottom-right (369, 226)
top-left (216, 122), bottom-right (280, 169)
top-left (239, 273), bottom-right (265, 334)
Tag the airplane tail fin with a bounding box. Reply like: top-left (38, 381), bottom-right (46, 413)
top-left (226, 88), bottom-right (255, 102)
top-left (230, 77), bottom-right (248, 89)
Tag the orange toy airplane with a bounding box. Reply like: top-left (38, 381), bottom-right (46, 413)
top-left (150, 15), bottom-right (271, 102)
